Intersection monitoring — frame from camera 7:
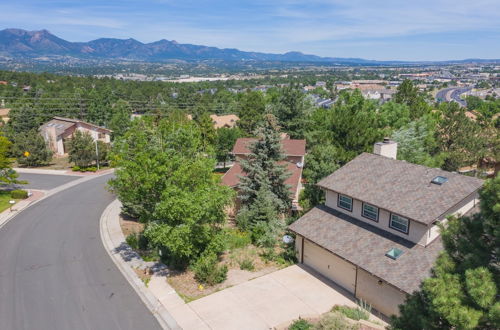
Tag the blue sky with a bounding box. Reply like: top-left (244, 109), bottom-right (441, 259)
top-left (1, 0), bottom-right (499, 61)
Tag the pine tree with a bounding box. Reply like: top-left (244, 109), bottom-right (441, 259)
top-left (237, 114), bottom-right (291, 212)
top-left (11, 130), bottom-right (52, 167)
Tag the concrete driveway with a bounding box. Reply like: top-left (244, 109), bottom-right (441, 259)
top-left (177, 265), bottom-right (362, 330)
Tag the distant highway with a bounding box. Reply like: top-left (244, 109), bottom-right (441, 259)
top-left (435, 87), bottom-right (472, 107)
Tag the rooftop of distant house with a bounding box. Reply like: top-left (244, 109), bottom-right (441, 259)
top-left (221, 160), bottom-right (303, 198)
top-left (40, 117), bottom-right (112, 136)
top-left (210, 114), bottom-right (239, 129)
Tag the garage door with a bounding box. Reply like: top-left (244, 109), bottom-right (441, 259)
top-left (303, 239), bottom-right (356, 294)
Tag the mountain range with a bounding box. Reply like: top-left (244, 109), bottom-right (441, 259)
top-left (0, 28), bottom-right (498, 65)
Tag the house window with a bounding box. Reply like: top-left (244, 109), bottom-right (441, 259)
top-left (362, 203), bottom-right (379, 221)
top-left (337, 194), bottom-right (353, 212)
top-left (390, 214), bottom-right (409, 234)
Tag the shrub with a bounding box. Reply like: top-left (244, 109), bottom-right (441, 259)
top-left (11, 189), bottom-right (28, 199)
top-left (315, 311), bottom-right (359, 330)
top-left (224, 229), bottom-right (251, 250)
top-left (84, 166), bottom-right (97, 172)
top-left (239, 258), bottom-right (255, 271)
top-left (251, 219), bottom-right (284, 248)
top-left (331, 305), bottom-right (369, 321)
top-left (72, 165), bottom-right (81, 172)
top-left (126, 233), bottom-right (139, 250)
top-left (289, 319), bottom-right (313, 330)
top-left (193, 252), bottom-right (228, 286)
top-left (260, 247), bottom-right (277, 263)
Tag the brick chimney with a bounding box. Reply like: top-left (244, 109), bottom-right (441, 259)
top-left (374, 137), bottom-right (398, 159)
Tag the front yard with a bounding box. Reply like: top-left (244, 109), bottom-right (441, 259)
top-left (119, 214), bottom-right (294, 302)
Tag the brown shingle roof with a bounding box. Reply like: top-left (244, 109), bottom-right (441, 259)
top-left (289, 206), bottom-right (443, 293)
top-left (317, 153), bottom-right (483, 225)
top-left (221, 161), bottom-right (303, 200)
top-left (232, 138), bottom-right (306, 156)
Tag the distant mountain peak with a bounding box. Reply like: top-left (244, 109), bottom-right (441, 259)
top-left (0, 28), bottom-right (498, 65)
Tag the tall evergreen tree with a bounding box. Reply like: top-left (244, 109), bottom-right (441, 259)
top-left (108, 99), bottom-right (132, 139)
top-left (437, 102), bottom-right (485, 171)
top-left (271, 86), bottom-right (313, 139)
top-left (238, 114), bottom-right (291, 212)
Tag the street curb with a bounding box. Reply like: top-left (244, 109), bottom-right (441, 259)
top-left (99, 199), bottom-right (180, 330)
top-left (0, 171), bottom-right (114, 231)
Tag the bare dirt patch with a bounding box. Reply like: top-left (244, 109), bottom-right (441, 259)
top-left (133, 267), bottom-right (153, 287)
top-left (119, 214), bottom-right (145, 237)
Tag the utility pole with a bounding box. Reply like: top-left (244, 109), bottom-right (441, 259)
top-left (95, 140), bottom-right (99, 170)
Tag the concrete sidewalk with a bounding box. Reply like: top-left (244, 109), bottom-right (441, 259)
top-left (100, 200), bottom-right (184, 330)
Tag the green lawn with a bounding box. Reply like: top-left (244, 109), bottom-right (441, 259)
top-left (0, 191), bottom-right (21, 213)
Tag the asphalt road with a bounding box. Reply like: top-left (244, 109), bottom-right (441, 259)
top-left (16, 173), bottom-right (80, 190)
top-left (435, 87), bottom-right (471, 107)
top-left (0, 174), bottom-right (162, 330)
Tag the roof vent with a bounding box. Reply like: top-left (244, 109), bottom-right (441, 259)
top-left (431, 176), bottom-right (448, 185)
top-left (386, 247), bottom-right (403, 260)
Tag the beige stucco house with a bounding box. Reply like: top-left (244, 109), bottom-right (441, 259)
top-left (40, 117), bottom-right (112, 156)
top-left (289, 139), bottom-right (483, 317)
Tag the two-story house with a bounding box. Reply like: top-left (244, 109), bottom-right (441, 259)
top-left (289, 139), bottom-right (483, 317)
top-left (40, 117), bottom-right (112, 156)
top-left (221, 136), bottom-right (306, 209)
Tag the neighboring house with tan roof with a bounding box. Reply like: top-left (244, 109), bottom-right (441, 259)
top-left (210, 114), bottom-right (239, 129)
top-left (221, 137), bottom-right (306, 208)
top-left (40, 117), bottom-right (112, 156)
top-left (289, 139), bottom-right (483, 317)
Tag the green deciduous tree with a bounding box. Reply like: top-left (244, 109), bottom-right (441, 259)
top-left (325, 89), bottom-right (384, 163)
top-left (394, 80), bottom-right (430, 119)
top-left (237, 91), bottom-right (266, 134)
top-left (215, 127), bottom-right (242, 167)
top-left (67, 130), bottom-right (96, 168)
top-left (11, 130), bottom-right (52, 167)
top-left (391, 115), bottom-right (444, 168)
top-left (271, 86), bottom-right (313, 139)
top-left (391, 175), bottom-right (500, 330)
top-left (109, 116), bottom-right (233, 268)
top-left (301, 144), bottom-right (340, 209)
top-left (378, 101), bottom-right (411, 130)
top-left (0, 134), bottom-right (21, 185)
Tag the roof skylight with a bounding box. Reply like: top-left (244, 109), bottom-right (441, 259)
top-left (385, 247), bottom-right (404, 260)
top-left (431, 176), bottom-right (448, 185)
